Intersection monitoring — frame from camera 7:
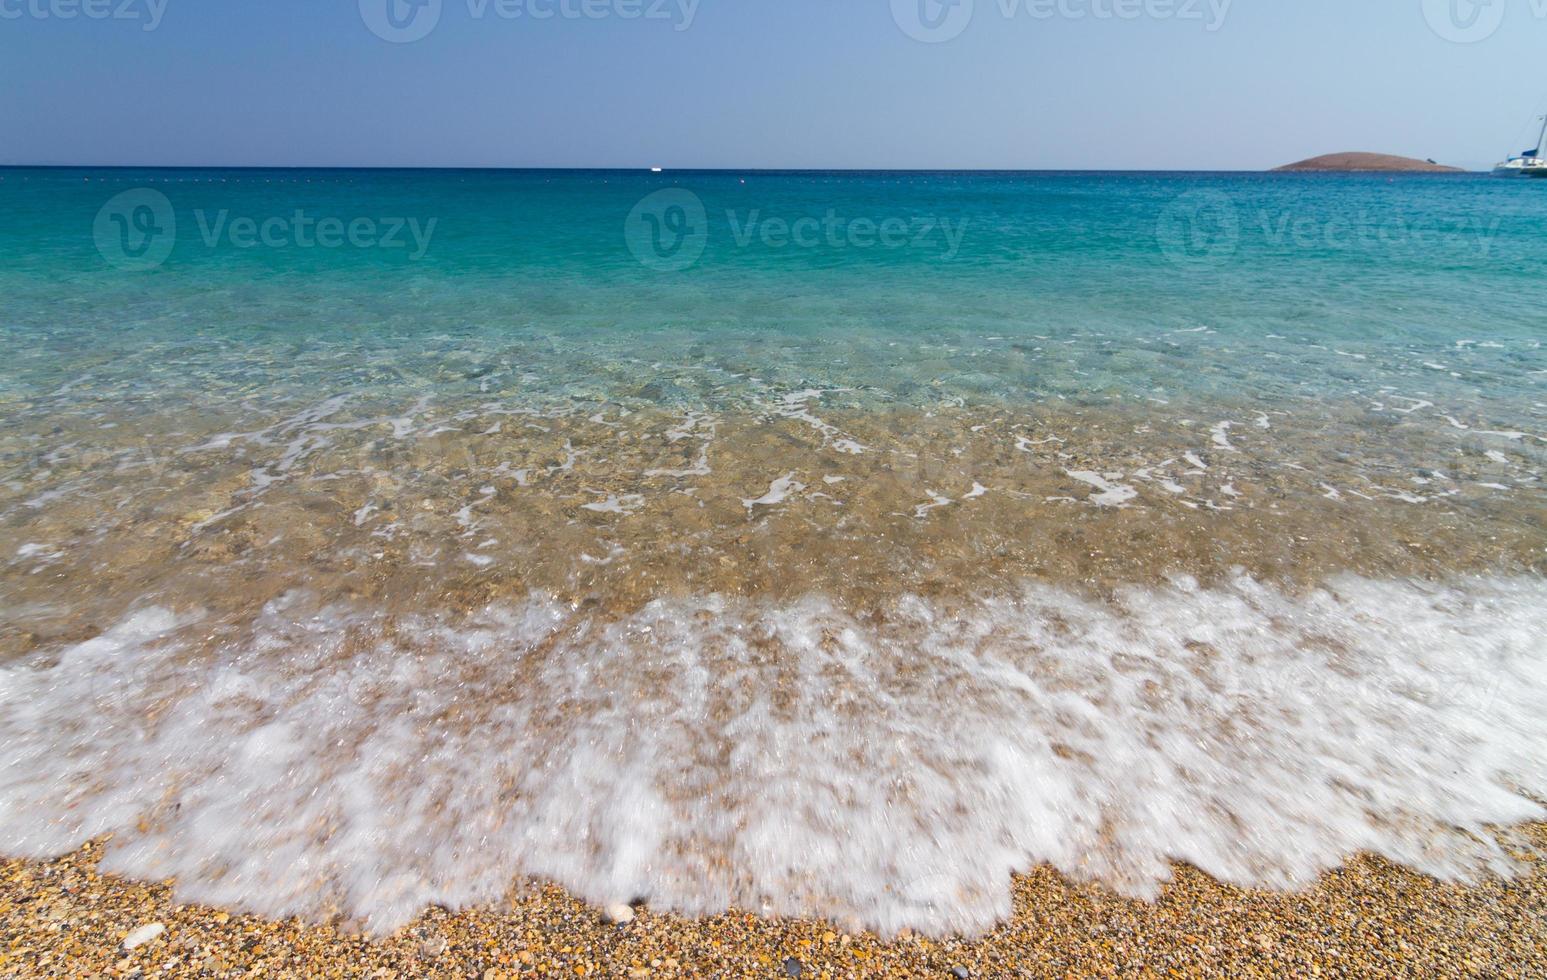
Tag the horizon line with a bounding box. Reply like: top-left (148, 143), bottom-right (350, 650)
top-left (0, 164), bottom-right (1484, 175)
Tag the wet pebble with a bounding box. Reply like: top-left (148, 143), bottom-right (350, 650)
top-left (121, 922), bottom-right (165, 950)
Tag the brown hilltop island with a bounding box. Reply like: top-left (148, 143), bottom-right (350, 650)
top-left (1274, 152), bottom-right (1466, 173)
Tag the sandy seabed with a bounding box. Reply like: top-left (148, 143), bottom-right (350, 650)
top-left (5, 396), bottom-right (1545, 977)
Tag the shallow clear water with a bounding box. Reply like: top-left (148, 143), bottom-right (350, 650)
top-left (1, 168), bottom-right (1544, 934)
top-left (4, 168), bottom-right (1545, 410)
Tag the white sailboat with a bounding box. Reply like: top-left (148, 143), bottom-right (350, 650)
top-left (1493, 113), bottom-right (1547, 177)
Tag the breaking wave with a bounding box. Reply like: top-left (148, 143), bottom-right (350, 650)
top-left (2, 574), bottom-right (1545, 935)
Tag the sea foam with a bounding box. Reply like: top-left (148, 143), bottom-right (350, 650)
top-left (1, 575), bottom-right (1545, 936)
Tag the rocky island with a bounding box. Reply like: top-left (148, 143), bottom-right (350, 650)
top-left (1274, 152), bottom-right (1466, 173)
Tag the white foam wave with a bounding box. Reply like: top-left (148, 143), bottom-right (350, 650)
top-left (1, 575), bottom-right (1545, 936)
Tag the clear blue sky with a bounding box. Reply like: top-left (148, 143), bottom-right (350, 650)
top-left (3, 0), bottom-right (1545, 170)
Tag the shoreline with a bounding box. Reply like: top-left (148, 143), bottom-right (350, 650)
top-left (4, 172), bottom-right (1544, 977)
top-left (4, 830), bottom-right (1545, 978)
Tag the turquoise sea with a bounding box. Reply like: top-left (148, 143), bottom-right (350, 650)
top-left (1, 168), bottom-right (1544, 935)
top-left (3, 168), bottom-right (1544, 415)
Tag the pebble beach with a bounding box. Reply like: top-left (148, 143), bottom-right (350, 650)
top-left (4, 828), bottom-right (1545, 979)
top-left (4, 170), bottom-right (1546, 978)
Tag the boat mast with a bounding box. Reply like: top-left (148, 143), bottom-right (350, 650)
top-left (1538, 113), bottom-right (1547, 156)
